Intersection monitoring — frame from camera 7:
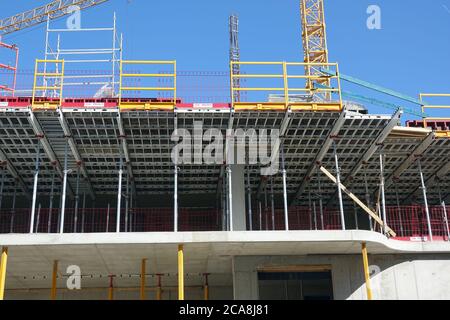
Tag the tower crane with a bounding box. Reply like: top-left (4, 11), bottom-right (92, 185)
top-left (300, 0), bottom-right (330, 95)
top-left (0, 0), bottom-right (109, 36)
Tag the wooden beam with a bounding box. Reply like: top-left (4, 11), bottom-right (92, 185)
top-left (320, 166), bottom-right (396, 237)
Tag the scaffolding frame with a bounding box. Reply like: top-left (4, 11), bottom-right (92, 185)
top-left (43, 13), bottom-right (122, 98)
top-left (0, 38), bottom-right (19, 96)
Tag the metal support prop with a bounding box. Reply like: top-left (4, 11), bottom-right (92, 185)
top-left (116, 145), bottom-right (124, 233)
top-left (51, 260), bottom-right (58, 300)
top-left (361, 243), bottom-right (373, 300)
top-left (222, 177), bottom-right (227, 231)
top-left (108, 275), bottom-right (114, 300)
top-left (178, 244), bottom-right (184, 300)
top-left (0, 167), bottom-right (4, 211)
top-left (379, 152), bottom-right (388, 236)
top-left (156, 274), bottom-right (163, 300)
top-left (258, 201), bottom-right (263, 231)
top-left (442, 202), bottom-right (450, 241)
top-left (418, 159), bottom-right (433, 241)
top-left (203, 273), bottom-right (210, 300)
top-left (48, 169), bottom-right (55, 233)
top-left (30, 138), bottom-right (41, 233)
top-left (281, 144), bottom-right (289, 230)
top-left (246, 166), bottom-right (253, 231)
top-left (270, 176), bottom-right (275, 230)
top-left (333, 141), bottom-right (346, 230)
top-left (140, 259), bottom-right (146, 300)
top-left (264, 183), bottom-right (269, 231)
top-left (81, 192), bottom-right (86, 233)
top-left (227, 166), bottom-right (233, 231)
top-left (0, 247), bottom-right (8, 300)
top-left (174, 165), bottom-right (179, 232)
top-left (60, 139), bottom-right (69, 234)
top-left (353, 204), bottom-right (359, 230)
top-left (125, 170), bottom-right (129, 232)
top-left (317, 169), bottom-right (324, 230)
top-left (394, 181), bottom-right (404, 236)
top-left (10, 185), bottom-right (16, 233)
top-left (74, 166), bottom-right (80, 233)
top-left (36, 203), bottom-right (41, 233)
top-left (106, 203), bottom-right (110, 232)
top-left (363, 169), bottom-right (373, 231)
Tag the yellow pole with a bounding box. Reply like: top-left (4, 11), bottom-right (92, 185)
top-left (0, 247), bottom-right (8, 300)
top-left (50, 260), bottom-right (58, 300)
top-left (108, 275), bottom-right (114, 301)
top-left (362, 242), bottom-right (373, 300)
top-left (140, 259), bottom-right (146, 300)
top-left (203, 273), bottom-right (209, 301)
top-left (178, 244), bottom-right (184, 300)
top-left (156, 274), bottom-right (163, 300)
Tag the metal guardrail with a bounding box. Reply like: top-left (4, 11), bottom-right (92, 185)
top-left (230, 61), bottom-right (343, 111)
top-left (119, 60), bottom-right (177, 111)
top-left (32, 59), bottom-right (65, 110)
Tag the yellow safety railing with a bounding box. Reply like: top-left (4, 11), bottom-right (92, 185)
top-left (32, 59), bottom-right (65, 110)
top-left (420, 93), bottom-right (450, 138)
top-left (230, 61), bottom-right (343, 112)
top-left (119, 60), bottom-right (177, 111)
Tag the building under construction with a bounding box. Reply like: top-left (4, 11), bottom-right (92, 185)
top-left (0, 0), bottom-right (449, 300)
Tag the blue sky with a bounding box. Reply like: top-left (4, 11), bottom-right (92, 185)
top-left (1, 0), bottom-right (450, 117)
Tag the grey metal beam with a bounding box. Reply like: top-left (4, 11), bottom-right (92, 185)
top-left (256, 109), bottom-right (292, 199)
top-left (290, 109), bottom-right (347, 205)
top-left (404, 159), bottom-right (450, 203)
top-left (384, 132), bottom-right (435, 191)
top-left (57, 109), bottom-right (95, 200)
top-left (0, 149), bottom-right (30, 199)
top-left (324, 109), bottom-right (402, 207)
top-left (27, 110), bottom-right (74, 197)
top-left (117, 113), bottom-right (137, 197)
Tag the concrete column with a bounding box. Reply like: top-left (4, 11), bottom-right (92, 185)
top-left (230, 165), bottom-right (246, 231)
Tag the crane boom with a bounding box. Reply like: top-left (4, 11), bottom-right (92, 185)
top-left (0, 0), bottom-right (109, 36)
top-left (300, 0), bottom-right (330, 92)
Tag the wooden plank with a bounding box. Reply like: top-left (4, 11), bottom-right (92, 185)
top-left (320, 166), bottom-right (397, 237)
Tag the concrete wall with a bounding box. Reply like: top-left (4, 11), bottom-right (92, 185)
top-left (233, 254), bottom-right (450, 300)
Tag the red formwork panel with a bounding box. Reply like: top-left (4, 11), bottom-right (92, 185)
top-left (407, 120), bottom-right (450, 131)
top-left (0, 96), bottom-right (32, 108)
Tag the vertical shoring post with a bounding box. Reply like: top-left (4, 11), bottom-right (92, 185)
top-left (353, 203), bottom-right (359, 230)
top-left (30, 137), bottom-right (41, 234)
top-left (222, 176), bottom-right (227, 231)
top-left (438, 180), bottom-right (450, 241)
top-left (394, 180), bottom-right (404, 236)
top-left (270, 176), bottom-right (275, 230)
top-left (281, 143), bottom-right (289, 231)
top-left (60, 138), bottom-right (69, 234)
top-left (178, 244), bottom-right (184, 300)
top-left (108, 275), bottom-right (114, 301)
top-left (174, 116), bottom-right (179, 232)
top-left (140, 259), bottom-right (146, 300)
top-left (379, 151), bottom-right (388, 236)
top-left (125, 169), bottom-right (129, 232)
top-left (308, 188), bottom-right (313, 230)
top-left (0, 247), bottom-right (8, 300)
top-left (116, 141), bottom-right (123, 233)
top-left (227, 166), bottom-right (233, 231)
top-left (203, 273), bottom-right (210, 301)
top-left (361, 243), bottom-right (373, 300)
top-left (363, 168), bottom-right (373, 231)
top-left (313, 201), bottom-right (318, 230)
top-left (106, 203), bottom-right (110, 232)
top-left (317, 169), bottom-right (324, 230)
top-left (50, 260), bottom-right (58, 300)
top-left (10, 184), bottom-right (16, 233)
top-left (0, 166), bottom-right (4, 211)
top-left (333, 140), bottom-right (345, 230)
top-left (418, 159), bottom-right (433, 241)
top-left (156, 274), bottom-right (163, 300)
top-left (81, 192), bottom-right (86, 233)
top-left (258, 200), bottom-right (262, 231)
top-left (246, 166), bottom-right (253, 231)
top-left (264, 182), bottom-right (268, 230)
top-left (48, 169), bottom-right (56, 233)
top-left (74, 165), bottom-right (80, 233)
top-left (36, 203), bottom-right (41, 233)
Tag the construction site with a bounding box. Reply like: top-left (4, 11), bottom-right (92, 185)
top-left (0, 0), bottom-right (449, 301)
